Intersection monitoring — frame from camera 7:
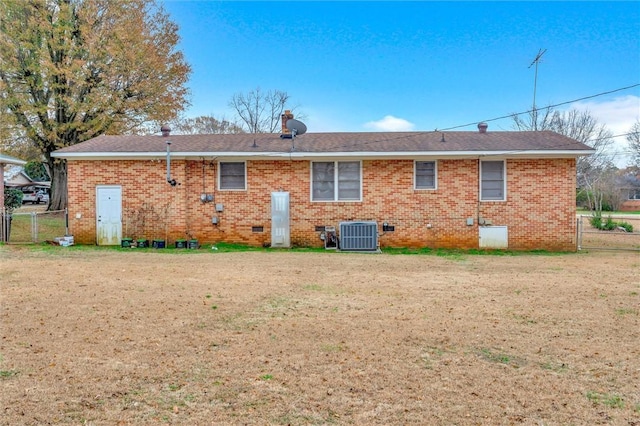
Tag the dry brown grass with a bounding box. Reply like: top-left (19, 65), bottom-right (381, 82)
top-left (1, 246), bottom-right (639, 425)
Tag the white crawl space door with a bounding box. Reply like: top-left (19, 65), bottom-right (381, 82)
top-left (479, 226), bottom-right (508, 249)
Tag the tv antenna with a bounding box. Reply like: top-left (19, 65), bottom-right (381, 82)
top-left (528, 48), bottom-right (547, 131)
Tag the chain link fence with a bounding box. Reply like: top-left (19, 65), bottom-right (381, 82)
top-left (577, 214), bottom-right (640, 251)
top-left (1, 208), bottom-right (68, 244)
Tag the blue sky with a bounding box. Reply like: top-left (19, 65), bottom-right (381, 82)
top-left (162, 1), bottom-right (640, 162)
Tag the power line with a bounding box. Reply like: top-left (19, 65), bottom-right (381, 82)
top-left (438, 83), bottom-right (640, 131)
top-left (246, 83), bottom-right (640, 157)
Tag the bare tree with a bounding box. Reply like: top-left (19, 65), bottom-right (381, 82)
top-left (627, 121), bottom-right (640, 168)
top-left (229, 88), bottom-right (292, 133)
top-left (582, 166), bottom-right (627, 212)
top-left (171, 115), bottom-right (245, 135)
top-left (512, 107), bottom-right (614, 186)
top-left (513, 107), bottom-right (620, 214)
top-left (512, 107), bottom-right (555, 133)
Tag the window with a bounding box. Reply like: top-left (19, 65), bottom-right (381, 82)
top-left (312, 161), bottom-right (361, 201)
top-left (628, 188), bottom-right (640, 200)
top-left (219, 162), bottom-right (246, 190)
top-left (415, 161), bottom-right (437, 189)
top-left (480, 160), bottom-right (505, 201)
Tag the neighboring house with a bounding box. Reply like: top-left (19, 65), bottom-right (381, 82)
top-left (619, 170), bottom-right (640, 212)
top-left (51, 118), bottom-right (593, 251)
top-left (4, 169), bottom-right (51, 188)
top-left (4, 170), bottom-right (51, 204)
top-left (1, 153), bottom-right (27, 243)
top-left (1, 154), bottom-right (27, 206)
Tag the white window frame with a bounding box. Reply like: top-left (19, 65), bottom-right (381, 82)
top-left (311, 161), bottom-right (362, 202)
top-left (414, 160), bottom-right (437, 190)
top-left (218, 161), bottom-right (246, 191)
top-left (480, 160), bottom-right (506, 201)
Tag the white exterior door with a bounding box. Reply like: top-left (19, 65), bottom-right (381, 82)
top-left (271, 192), bottom-right (290, 248)
top-left (96, 186), bottom-right (122, 245)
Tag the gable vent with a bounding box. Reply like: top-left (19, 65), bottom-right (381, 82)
top-left (339, 222), bottom-right (378, 252)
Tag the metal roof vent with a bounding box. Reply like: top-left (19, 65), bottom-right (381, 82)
top-left (478, 122), bottom-right (488, 133)
top-left (161, 125), bottom-right (171, 137)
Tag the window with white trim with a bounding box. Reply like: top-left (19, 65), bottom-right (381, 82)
top-left (312, 161), bottom-right (361, 201)
top-left (480, 160), bottom-right (505, 201)
top-left (219, 162), bottom-right (246, 190)
top-left (415, 161), bottom-right (437, 190)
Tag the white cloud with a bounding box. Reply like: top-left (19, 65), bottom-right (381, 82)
top-left (570, 95), bottom-right (640, 137)
top-left (363, 115), bottom-right (415, 132)
top-left (569, 95), bottom-right (640, 167)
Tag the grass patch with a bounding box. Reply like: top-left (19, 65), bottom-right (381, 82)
top-left (5, 242), bottom-right (576, 258)
top-left (480, 348), bottom-right (512, 364)
top-left (0, 370), bottom-right (19, 378)
top-left (303, 283), bottom-right (324, 291)
top-left (615, 307), bottom-right (638, 316)
top-left (321, 343), bottom-right (345, 352)
top-left (511, 312), bottom-right (537, 324)
top-left (586, 391), bottom-right (625, 408)
top-left (167, 383), bottom-right (182, 391)
top-left (540, 361), bottom-right (568, 373)
top-left (577, 208), bottom-right (640, 215)
top-left (419, 346), bottom-right (449, 369)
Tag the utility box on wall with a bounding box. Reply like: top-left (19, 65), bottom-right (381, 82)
top-left (324, 226), bottom-right (337, 249)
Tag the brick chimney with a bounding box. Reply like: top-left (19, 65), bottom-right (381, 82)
top-left (477, 122), bottom-right (488, 133)
top-left (281, 110), bottom-right (294, 134)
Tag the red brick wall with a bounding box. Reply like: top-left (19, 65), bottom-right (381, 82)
top-left (620, 199), bottom-right (640, 212)
top-left (66, 157), bottom-right (577, 250)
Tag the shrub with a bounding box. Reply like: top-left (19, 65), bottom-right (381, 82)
top-left (590, 215), bottom-right (634, 232)
top-left (603, 216), bottom-right (617, 230)
top-left (3, 188), bottom-right (23, 212)
top-left (617, 221), bottom-right (634, 233)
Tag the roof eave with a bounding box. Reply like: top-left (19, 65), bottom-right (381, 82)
top-left (0, 154), bottom-right (28, 165)
top-left (52, 149), bottom-right (596, 161)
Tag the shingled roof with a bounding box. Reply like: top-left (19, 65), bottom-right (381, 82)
top-left (52, 130), bottom-right (594, 160)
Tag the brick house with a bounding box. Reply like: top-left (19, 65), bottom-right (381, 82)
top-left (619, 170), bottom-right (640, 212)
top-left (51, 120), bottom-right (593, 251)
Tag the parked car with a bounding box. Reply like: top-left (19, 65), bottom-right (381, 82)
top-left (21, 189), bottom-right (49, 204)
